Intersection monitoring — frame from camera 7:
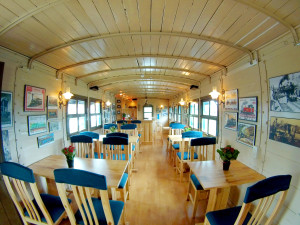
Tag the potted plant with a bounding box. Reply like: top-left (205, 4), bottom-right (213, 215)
top-left (62, 146), bottom-right (76, 168)
top-left (122, 113), bottom-right (126, 120)
top-left (183, 126), bottom-right (192, 132)
top-left (217, 145), bottom-right (240, 170)
top-left (109, 126), bottom-right (117, 133)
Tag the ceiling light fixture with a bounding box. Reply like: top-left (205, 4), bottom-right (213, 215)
top-left (179, 98), bottom-right (185, 106)
top-left (58, 89), bottom-right (73, 109)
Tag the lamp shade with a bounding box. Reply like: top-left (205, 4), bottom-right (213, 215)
top-left (62, 91), bottom-right (73, 100)
top-left (179, 98), bottom-right (185, 106)
top-left (209, 90), bottom-right (220, 99)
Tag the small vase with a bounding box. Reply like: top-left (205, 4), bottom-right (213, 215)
top-left (67, 159), bottom-right (74, 168)
top-left (223, 160), bottom-right (230, 171)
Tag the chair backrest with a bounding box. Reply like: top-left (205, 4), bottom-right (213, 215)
top-left (234, 175), bottom-right (292, 225)
top-left (190, 137), bottom-right (217, 161)
top-left (131, 120), bottom-right (141, 124)
top-left (103, 136), bottom-right (130, 160)
top-left (79, 131), bottom-right (100, 158)
top-left (70, 134), bottom-right (93, 158)
top-left (103, 123), bottom-right (118, 134)
top-left (178, 131), bottom-right (204, 161)
top-left (54, 168), bottom-right (124, 225)
top-left (1, 162), bottom-right (58, 225)
top-left (169, 123), bottom-right (185, 135)
top-left (107, 132), bottom-right (129, 138)
top-left (117, 120), bottom-right (128, 131)
top-left (121, 124), bottom-right (137, 136)
top-left (80, 131), bottom-right (99, 139)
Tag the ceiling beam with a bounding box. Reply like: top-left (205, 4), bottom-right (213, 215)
top-left (28, 31), bottom-right (253, 68)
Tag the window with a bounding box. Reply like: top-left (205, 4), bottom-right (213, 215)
top-left (169, 107), bottom-right (172, 121)
top-left (189, 101), bottom-right (199, 129)
top-left (178, 106), bottom-right (182, 122)
top-left (174, 106), bottom-right (178, 122)
top-left (200, 99), bottom-right (218, 136)
top-left (90, 99), bottom-right (102, 130)
top-left (67, 96), bottom-right (87, 136)
top-left (143, 105), bottom-right (153, 120)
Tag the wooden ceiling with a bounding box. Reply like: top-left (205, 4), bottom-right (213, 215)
top-left (0, 0), bottom-right (299, 99)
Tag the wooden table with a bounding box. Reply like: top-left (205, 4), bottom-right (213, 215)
top-left (188, 160), bottom-right (265, 222)
top-left (29, 155), bottom-right (128, 199)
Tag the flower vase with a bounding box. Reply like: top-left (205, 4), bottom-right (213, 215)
top-left (223, 160), bottom-right (230, 171)
top-left (67, 159), bottom-right (74, 168)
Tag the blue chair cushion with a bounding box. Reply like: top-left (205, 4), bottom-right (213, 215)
top-left (172, 144), bottom-right (180, 149)
top-left (118, 173), bottom-right (128, 188)
top-left (176, 152), bottom-right (198, 160)
top-left (112, 154), bottom-right (132, 161)
top-left (138, 133), bottom-right (141, 137)
top-left (206, 206), bottom-right (251, 225)
top-left (75, 198), bottom-right (124, 225)
top-left (24, 194), bottom-right (70, 223)
top-left (190, 174), bottom-right (203, 190)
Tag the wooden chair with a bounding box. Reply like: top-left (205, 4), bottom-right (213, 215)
top-left (169, 123), bottom-right (185, 164)
top-left (121, 124), bottom-right (138, 136)
top-left (131, 120), bottom-right (142, 137)
top-left (204, 175), bottom-right (292, 225)
top-left (1, 162), bottom-right (68, 225)
top-left (54, 168), bottom-right (125, 225)
top-left (175, 131), bottom-right (203, 182)
top-left (103, 123), bottom-right (118, 134)
top-left (80, 131), bottom-right (101, 158)
top-left (186, 137), bottom-right (217, 218)
top-left (70, 134), bottom-right (93, 158)
top-left (117, 120), bottom-right (127, 131)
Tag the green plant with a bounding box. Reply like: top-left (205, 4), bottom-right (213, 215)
top-left (217, 145), bottom-right (240, 161)
top-left (109, 126), bottom-right (117, 133)
top-left (183, 126), bottom-right (192, 132)
top-left (62, 146), bottom-right (76, 160)
top-left (122, 113), bottom-right (126, 118)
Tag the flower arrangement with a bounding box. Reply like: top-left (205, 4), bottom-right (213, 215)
top-left (62, 146), bottom-right (76, 160)
top-left (109, 126), bottom-right (117, 133)
top-left (217, 145), bottom-right (240, 162)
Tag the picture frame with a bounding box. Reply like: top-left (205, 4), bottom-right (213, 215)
top-left (24, 85), bottom-right (46, 112)
top-left (117, 100), bottom-right (121, 103)
top-left (238, 97), bottom-right (258, 122)
top-left (225, 89), bottom-right (238, 110)
top-left (47, 96), bottom-right (58, 109)
top-left (117, 110), bottom-right (120, 114)
top-left (224, 112), bottom-right (238, 130)
top-left (37, 133), bottom-right (54, 148)
top-left (1, 91), bottom-right (13, 127)
top-left (47, 109), bottom-right (58, 119)
top-left (28, 115), bottom-right (47, 136)
top-left (2, 130), bottom-right (12, 161)
top-left (117, 105), bottom-right (121, 108)
top-left (49, 121), bottom-right (61, 132)
top-left (237, 122), bottom-right (256, 147)
top-left (269, 117), bottom-right (300, 148)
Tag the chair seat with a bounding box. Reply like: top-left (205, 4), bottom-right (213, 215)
top-left (24, 194), bottom-right (70, 223)
top-left (118, 173), bottom-right (128, 188)
top-left (206, 206), bottom-right (252, 225)
top-left (190, 174), bottom-right (203, 190)
top-left (112, 154), bottom-right (132, 161)
top-left (75, 198), bottom-right (124, 225)
top-left (172, 144), bottom-right (180, 149)
top-left (176, 152), bottom-right (198, 160)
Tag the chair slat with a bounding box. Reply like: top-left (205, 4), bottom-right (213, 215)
top-left (100, 190), bottom-right (114, 224)
top-left (72, 185), bottom-right (88, 225)
top-left (22, 181), bottom-right (41, 222)
top-left (79, 186), bottom-right (94, 225)
top-left (85, 187), bottom-right (99, 225)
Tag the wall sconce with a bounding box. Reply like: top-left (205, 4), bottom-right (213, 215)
top-left (209, 89), bottom-right (225, 104)
top-left (160, 105), bottom-right (164, 109)
top-left (106, 100), bottom-right (111, 106)
top-left (58, 90), bottom-right (73, 109)
top-left (179, 98), bottom-right (185, 106)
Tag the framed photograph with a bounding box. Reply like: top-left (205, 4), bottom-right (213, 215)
top-left (117, 105), bottom-right (121, 108)
top-left (239, 97), bottom-right (258, 122)
top-left (269, 117), bottom-right (300, 148)
top-left (24, 85), bottom-right (46, 112)
top-left (28, 115), bottom-right (47, 136)
top-left (37, 133), bottom-right (54, 148)
top-left (117, 100), bottom-right (121, 103)
top-left (117, 110), bottom-right (120, 114)
top-left (225, 89), bottom-right (238, 110)
top-left (1, 91), bottom-right (13, 127)
top-left (2, 130), bottom-right (12, 161)
top-left (269, 71), bottom-right (300, 112)
top-left (47, 96), bottom-right (58, 109)
top-left (49, 121), bottom-right (61, 132)
top-left (224, 112), bottom-right (238, 130)
top-left (47, 109), bottom-right (58, 119)
top-left (237, 122), bottom-right (256, 146)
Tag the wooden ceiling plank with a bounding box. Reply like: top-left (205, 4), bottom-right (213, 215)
top-left (172, 0), bottom-right (194, 32)
top-left (83, 41), bottom-right (106, 58)
top-left (95, 39), bottom-right (112, 57)
top-left (189, 39), bottom-right (206, 57)
top-left (131, 35), bottom-right (143, 55)
top-left (0, 0), bottom-right (27, 15)
top-left (165, 36), bottom-right (180, 55)
top-left (201, 43), bottom-right (223, 61)
top-left (141, 35), bottom-right (151, 54)
top-left (122, 0), bottom-right (141, 32)
top-left (150, 0), bottom-right (165, 32)
top-left (102, 38), bottom-right (122, 56)
top-left (107, 0), bottom-right (130, 32)
top-left (13, 0), bottom-right (36, 11)
top-left (0, 4), bottom-right (18, 22)
top-left (172, 37), bottom-right (188, 56)
top-left (179, 38), bottom-right (197, 57)
top-left (150, 35), bottom-right (160, 54)
top-left (121, 36), bottom-right (135, 54)
top-left (137, 0), bottom-right (151, 32)
top-left (111, 36), bottom-right (129, 55)
top-left (161, 0), bottom-right (180, 32)
top-left (275, 1), bottom-right (300, 26)
top-left (193, 41), bottom-right (215, 59)
top-left (284, 8), bottom-right (300, 26)
top-left (158, 35), bottom-right (171, 55)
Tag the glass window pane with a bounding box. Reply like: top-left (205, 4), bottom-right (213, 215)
top-left (91, 115), bottom-right (96, 127)
top-left (79, 116), bottom-right (86, 131)
top-left (144, 107), bottom-right (152, 113)
top-left (203, 101), bottom-right (209, 115)
top-left (96, 102), bottom-right (100, 113)
top-left (190, 104), bottom-right (194, 114)
top-left (189, 116), bottom-right (193, 127)
top-left (144, 112), bottom-right (152, 120)
top-left (194, 117), bottom-right (198, 129)
top-left (68, 99), bottom-right (77, 115)
top-left (97, 115), bottom-right (101, 126)
top-left (195, 103), bottom-right (198, 115)
top-left (209, 119), bottom-right (217, 136)
top-left (202, 118), bottom-right (208, 133)
top-left (210, 100), bottom-right (218, 116)
top-left (69, 118), bottom-right (78, 133)
top-left (178, 115), bottom-right (181, 122)
top-left (90, 102), bottom-right (95, 114)
top-left (179, 106), bottom-right (181, 114)
top-left (78, 100), bottom-right (85, 114)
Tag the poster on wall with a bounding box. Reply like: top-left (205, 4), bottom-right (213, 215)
top-left (237, 122), bottom-right (256, 146)
top-left (37, 133), bottom-right (54, 148)
top-left (225, 89), bottom-right (238, 110)
top-left (269, 117), bottom-right (300, 148)
top-left (2, 130), bottom-right (12, 161)
top-left (49, 121), bottom-right (61, 132)
top-left (24, 85), bottom-right (46, 112)
top-left (28, 115), bottom-right (47, 136)
top-left (224, 112), bottom-right (238, 130)
top-left (238, 97), bottom-right (257, 122)
top-left (269, 71), bottom-right (300, 112)
top-left (47, 96), bottom-right (58, 119)
top-left (1, 91), bottom-right (13, 127)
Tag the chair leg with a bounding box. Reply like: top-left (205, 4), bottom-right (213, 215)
top-left (192, 190), bottom-right (200, 218)
top-left (180, 162), bottom-right (183, 182)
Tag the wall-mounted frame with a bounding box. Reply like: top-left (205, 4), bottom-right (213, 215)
top-left (238, 97), bottom-right (257, 122)
top-left (37, 133), bottom-right (54, 148)
top-left (237, 122), bottom-right (256, 147)
top-left (28, 115), bottom-right (47, 136)
top-left (24, 85), bottom-right (46, 112)
top-left (2, 130), bottom-right (12, 161)
top-left (1, 91), bottom-right (13, 127)
top-left (47, 109), bottom-right (58, 119)
top-left (117, 110), bottom-right (120, 114)
top-left (49, 121), bottom-right (61, 132)
top-left (224, 112), bottom-right (238, 130)
top-left (117, 100), bottom-right (121, 103)
top-left (225, 89), bottom-right (238, 110)
top-left (117, 105), bottom-right (121, 108)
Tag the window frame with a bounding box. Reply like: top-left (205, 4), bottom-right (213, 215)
top-left (143, 104), bottom-right (153, 120)
top-left (189, 100), bottom-right (199, 130)
top-left (178, 105), bottom-right (182, 123)
top-left (200, 96), bottom-right (219, 137)
top-left (89, 98), bottom-right (102, 131)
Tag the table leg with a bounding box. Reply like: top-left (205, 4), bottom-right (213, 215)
top-left (111, 187), bottom-right (117, 200)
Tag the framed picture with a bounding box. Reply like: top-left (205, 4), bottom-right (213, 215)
top-left (37, 133), bottom-right (54, 148)
top-left (269, 71), bottom-right (300, 112)
top-left (117, 105), bottom-right (121, 108)
top-left (238, 97), bottom-right (258, 122)
top-left (237, 122), bottom-right (256, 147)
top-left (269, 117), bottom-right (300, 148)
top-left (1, 91), bottom-right (13, 127)
top-left (49, 121), bottom-right (61, 132)
top-left (117, 110), bottom-right (120, 114)
top-left (28, 115), bottom-right (47, 136)
top-left (47, 96), bottom-right (58, 109)
top-left (47, 109), bottom-right (58, 119)
top-left (225, 89), bottom-right (238, 110)
top-left (117, 100), bottom-right (121, 103)
top-left (224, 112), bottom-right (238, 130)
top-left (2, 130), bottom-right (12, 161)
top-left (24, 85), bottom-right (46, 112)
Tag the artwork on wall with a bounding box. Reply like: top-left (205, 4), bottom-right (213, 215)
top-left (238, 97), bottom-right (258, 122)
top-left (224, 112), bottom-right (238, 130)
top-left (225, 89), bottom-right (238, 110)
top-left (2, 130), bottom-right (12, 161)
top-left (37, 133), bottom-right (54, 148)
top-left (1, 91), bottom-right (13, 127)
top-left (28, 115), bottom-right (47, 136)
top-left (117, 110), bottom-right (120, 114)
top-left (117, 100), bottom-right (121, 103)
top-left (47, 96), bottom-right (58, 119)
top-left (49, 121), bottom-right (61, 132)
top-left (24, 85), bottom-right (46, 112)
top-left (237, 122), bottom-right (256, 147)
top-left (117, 105), bottom-right (121, 108)
top-left (269, 71), bottom-right (300, 112)
top-left (47, 109), bottom-right (58, 119)
top-left (269, 117), bottom-right (300, 148)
